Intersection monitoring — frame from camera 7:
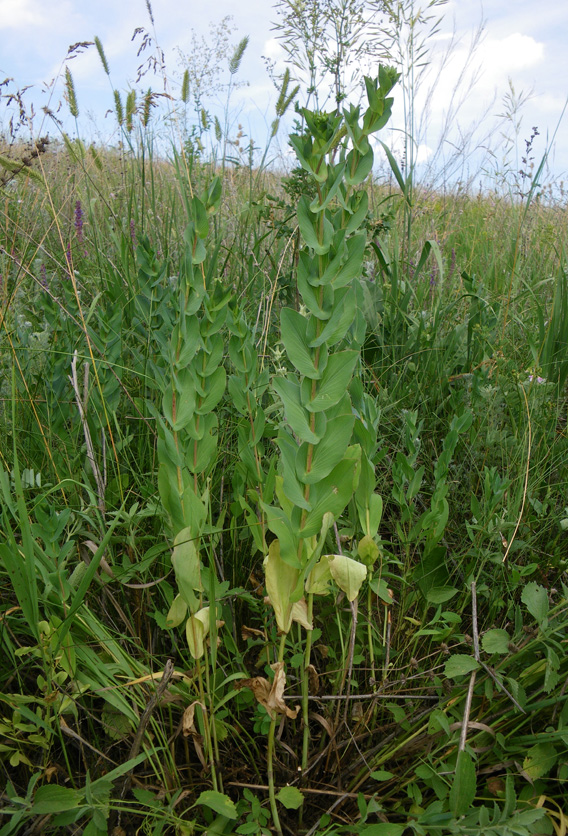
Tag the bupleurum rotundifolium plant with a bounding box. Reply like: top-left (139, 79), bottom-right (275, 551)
top-left (259, 66), bottom-right (399, 830)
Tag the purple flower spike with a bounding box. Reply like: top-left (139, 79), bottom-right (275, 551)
top-left (74, 200), bottom-right (84, 243)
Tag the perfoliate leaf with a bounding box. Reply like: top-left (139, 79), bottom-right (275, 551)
top-left (308, 287), bottom-right (356, 348)
top-left (273, 377), bottom-right (323, 444)
top-left (295, 414), bottom-right (354, 484)
top-left (166, 594), bottom-right (188, 628)
top-left (303, 351), bottom-right (358, 412)
top-left (444, 655), bottom-right (480, 679)
top-left (281, 308), bottom-right (322, 378)
top-left (449, 750), bottom-right (476, 816)
top-left (357, 535), bottom-right (379, 567)
top-left (481, 628), bottom-right (510, 655)
top-left (306, 555), bottom-right (333, 596)
top-left (171, 528), bottom-right (202, 612)
top-left (186, 607), bottom-right (210, 659)
top-left (300, 447), bottom-right (361, 537)
top-left (276, 786), bottom-right (304, 809)
top-left (291, 598), bottom-right (313, 631)
top-left (297, 195), bottom-right (333, 254)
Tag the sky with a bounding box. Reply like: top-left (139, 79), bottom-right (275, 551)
top-left (1, 0), bottom-right (567, 192)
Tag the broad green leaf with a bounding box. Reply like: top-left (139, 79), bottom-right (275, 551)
top-left (185, 409), bottom-right (217, 442)
top-left (328, 554), bottom-right (367, 601)
top-left (449, 750), bottom-right (476, 816)
top-left (162, 383), bottom-right (195, 432)
top-left (521, 582), bottom-right (549, 627)
top-left (309, 160), bottom-right (345, 213)
top-left (171, 528), bottom-right (202, 612)
top-left (426, 586), bottom-right (458, 605)
top-left (191, 196), bottom-right (209, 238)
top-left (278, 432), bottom-right (311, 511)
top-left (281, 308), bottom-right (322, 378)
top-left (345, 147), bottom-right (374, 186)
top-left (330, 234), bottom-right (366, 288)
top-left (186, 607), bottom-right (210, 659)
top-left (357, 535), bottom-right (379, 567)
top-left (195, 366), bottom-right (226, 414)
top-left (370, 576), bottom-right (393, 604)
top-left (273, 377), bottom-right (323, 444)
top-left (308, 287), bottom-right (356, 348)
top-left (523, 742), bottom-right (557, 780)
top-left (359, 825), bottom-right (405, 836)
top-left (444, 655), bottom-right (480, 679)
top-left (428, 709), bottom-right (451, 737)
top-left (185, 424), bottom-right (218, 475)
top-left (260, 500), bottom-right (301, 569)
top-left (195, 790), bottom-right (238, 819)
top-left (297, 264), bottom-right (334, 318)
top-left (171, 318), bottom-right (200, 368)
top-left (370, 770), bottom-right (395, 782)
top-left (300, 448), bottom-right (361, 537)
top-left (264, 540), bottom-right (300, 634)
top-left (295, 414), bottom-right (355, 484)
top-left (32, 785), bottom-right (84, 814)
top-left (357, 492), bottom-right (383, 538)
top-left (276, 786), bottom-right (304, 809)
top-left (303, 351), bottom-right (359, 412)
top-left (345, 191), bottom-right (369, 235)
top-left (481, 628), bottom-right (510, 655)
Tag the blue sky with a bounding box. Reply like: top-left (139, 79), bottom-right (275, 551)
top-left (1, 0), bottom-right (567, 191)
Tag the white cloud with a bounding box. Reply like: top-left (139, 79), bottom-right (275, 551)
top-left (480, 33), bottom-right (544, 76)
top-left (0, 0), bottom-right (47, 28)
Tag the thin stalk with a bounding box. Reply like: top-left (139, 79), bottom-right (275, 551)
top-left (301, 591), bottom-right (315, 773)
top-left (267, 632), bottom-right (287, 836)
top-left (367, 582), bottom-right (376, 690)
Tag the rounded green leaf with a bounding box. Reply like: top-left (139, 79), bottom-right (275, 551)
top-left (481, 628), bottom-right (510, 655)
top-left (276, 786), bottom-right (304, 809)
top-left (195, 790), bottom-right (238, 819)
top-left (444, 654), bottom-right (480, 679)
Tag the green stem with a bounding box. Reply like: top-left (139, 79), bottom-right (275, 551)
top-left (367, 581), bottom-right (376, 692)
top-left (301, 591), bottom-right (315, 774)
top-left (267, 633), bottom-right (287, 836)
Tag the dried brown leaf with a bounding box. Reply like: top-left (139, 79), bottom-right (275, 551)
top-left (239, 662), bottom-right (299, 719)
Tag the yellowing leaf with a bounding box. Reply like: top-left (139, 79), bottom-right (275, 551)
top-left (522, 742), bottom-right (557, 781)
top-left (166, 594), bottom-right (187, 628)
top-left (291, 598), bottom-right (313, 631)
top-left (306, 555), bottom-right (333, 596)
top-left (328, 554), bottom-right (367, 601)
top-left (264, 539), bottom-right (300, 633)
